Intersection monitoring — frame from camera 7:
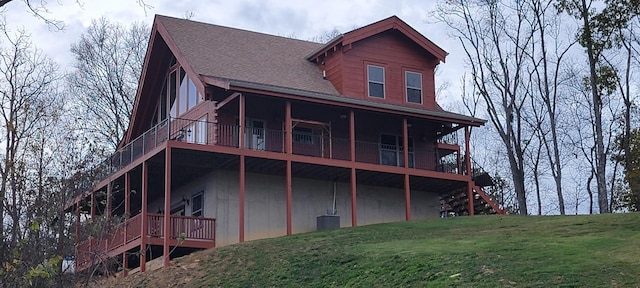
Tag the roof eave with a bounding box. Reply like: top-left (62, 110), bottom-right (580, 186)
top-left (305, 35), bottom-right (344, 62)
top-left (225, 80), bottom-right (486, 126)
top-left (121, 16), bottom-right (161, 148)
top-left (341, 16), bottom-right (448, 63)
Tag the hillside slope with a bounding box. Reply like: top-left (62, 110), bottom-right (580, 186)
top-left (92, 213), bottom-right (640, 287)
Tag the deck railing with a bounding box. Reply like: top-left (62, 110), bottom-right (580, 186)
top-left (75, 213), bottom-right (215, 271)
top-left (437, 132), bottom-right (458, 145)
top-left (75, 118), bottom-right (463, 201)
top-left (147, 213), bottom-right (216, 241)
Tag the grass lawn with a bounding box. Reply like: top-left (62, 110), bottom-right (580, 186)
top-left (98, 213), bottom-right (640, 287)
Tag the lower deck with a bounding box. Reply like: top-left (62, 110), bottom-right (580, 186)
top-left (74, 213), bottom-right (215, 272)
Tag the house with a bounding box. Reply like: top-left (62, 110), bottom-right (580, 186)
top-left (64, 14), bottom-right (505, 275)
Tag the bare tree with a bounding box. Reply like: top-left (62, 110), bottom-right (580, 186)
top-left (309, 28), bottom-right (342, 43)
top-left (557, 0), bottom-right (640, 213)
top-left (67, 18), bottom-right (148, 151)
top-left (0, 0), bottom-right (151, 30)
top-left (523, 0), bottom-right (576, 214)
top-left (0, 27), bottom-right (66, 286)
top-left (436, 0), bottom-right (535, 214)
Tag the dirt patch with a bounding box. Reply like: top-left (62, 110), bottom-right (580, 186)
top-left (79, 248), bottom-right (218, 288)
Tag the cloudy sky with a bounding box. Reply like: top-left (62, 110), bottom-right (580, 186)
top-left (3, 0), bottom-right (465, 104)
top-left (3, 0), bottom-right (587, 214)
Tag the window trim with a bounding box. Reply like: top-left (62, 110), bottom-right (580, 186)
top-left (379, 133), bottom-right (415, 168)
top-left (196, 116), bottom-right (207, 144)
top-left (166, 65), bottom-right (204, 118)
top-left (405, 71), bottom-right (423, 104)
top-left (293, 127), bottom-right (315, 144)
top-left (191, 191), bottom-right (204, 217)
top-left (367, 65), bottom-right (385, 99)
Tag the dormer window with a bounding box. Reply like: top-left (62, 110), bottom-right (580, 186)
top-left (367, 65), bottom-right (385, 98)
top-left (406, 71), bottom-right (422, 104)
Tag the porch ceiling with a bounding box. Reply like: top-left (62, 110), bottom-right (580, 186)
top-left (159, 149), bottom-right (467, 197)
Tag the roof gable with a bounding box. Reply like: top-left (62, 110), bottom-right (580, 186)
top-left (122, 15), bottom-right (478, 146)
top-left (307, 16), bottom-right (447, 63)
top-left (155, 15), bottom-right (340, 96)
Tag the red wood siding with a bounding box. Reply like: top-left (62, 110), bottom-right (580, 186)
top-left (323, 48), bottom-right (344, 94)
top-left (324, 30), bottom-right (438, 109)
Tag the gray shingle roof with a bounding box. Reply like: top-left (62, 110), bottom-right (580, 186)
top-left (155, 15), bottom-right (485, 126)
top-left (157, 15), bottom-right (340, 96)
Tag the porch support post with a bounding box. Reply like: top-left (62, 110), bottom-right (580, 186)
top-left (285, 101), bottom-right (292, 154)
top-left (90, 191), bottom-right (95, 218)
top-left (90, 191), bottom-right (95, 259)
top-left (239, 92), bottom-right (245, 242)
top-left (349, 110), bottom-right (355, 161)
top-left (403, 118), bottom-right (411, 221)
top-left (163, 146), bottom-right (172, 267)
top-left (106, 182), bottom-right (112, 218)
top-left (349, 110), bottom-right (357, 227)
top-left (239, 155), bottom-right (245, 242)
top-left (350, 167), bottom-right (357, 227)
top-left (285, 101), bottom-right (292, 235)
top-left (75, 204), bottom-right (80, 264)
top-left (465, 126), bottom-right (474, 216)
top-left (140, 161), bottom-right (148, 272)
top-left (239, 93), bottom-right (245, 149)
top-left (75, 204), bottom-right (80, 243)
top-left (122, 172), bottom-right (130, 277)
top-left (124, 173), bottom-right (130, 244)
top-left (286, 160), bottom-right (292, 235)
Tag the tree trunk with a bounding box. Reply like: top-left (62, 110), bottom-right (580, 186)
top-left (579, 0), bottom-right (609, 213)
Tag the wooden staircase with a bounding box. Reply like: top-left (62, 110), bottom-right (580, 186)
top-left (441, 171), bottom-right (506, 216)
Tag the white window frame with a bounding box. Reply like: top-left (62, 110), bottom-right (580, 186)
top-left (405, 71), bottom-right (423, 104)
top-left (367, 65), bottom-right (385, 98)
top-left (191, 191), bottom-right (204, 217)
top-left (197, 116), bottom-right (207, 144)
top-left (293, 127), bottom-right (315, 144)
top-left (379, 133), bottom-right (415, 168)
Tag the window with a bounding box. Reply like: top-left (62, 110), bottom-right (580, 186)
top-left (379, 134), bottom-right (414, 168)
top-left (179, 68), bottom-right (188, 115)
top-left (188, 77), bottom-right (198, 110)
top-left (293, 127), bottom-right (314, 144)
top-left (197, 117), bottom-right (207, 144)
top-left (367, 65), bottom-right (385, 98)
top-left (192, 192), bottom-right (203, 217)
top-left (160, 78), bottom-right (167, 121)
top-left (406, 71), bottom-right (422, 104)
top-left (165, 64), bottom-right (202, 119)
top-left (169, 71), bottom-right (177, 117)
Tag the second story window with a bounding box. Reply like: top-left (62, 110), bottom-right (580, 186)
top-left (293, 127), bottom-right (314, 144)
top-left (367, 65), bottom-right (385, 98)
top-left (406, 71), bottom-right (422, 104)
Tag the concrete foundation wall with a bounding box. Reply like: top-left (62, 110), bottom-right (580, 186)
top-left (150, 169), bottom-right (440, 247)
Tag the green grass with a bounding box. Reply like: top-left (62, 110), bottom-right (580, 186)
top-left (129, 213), bottom-right (640, 287)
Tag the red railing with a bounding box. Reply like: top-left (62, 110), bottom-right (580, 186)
top-left (73, 118), bottom-right (463, 204)
top-left (127, 213), bottom-right (143, 241)
top-left (148, 214), bottom-right (163, 237)
top-left (75, 213), bottom-right (215, 271)
top-left (75, 238), bottom-right (97, 272)
top-left (170, 215), bottom-right (216, 240)
top-left (82, 119), bottom-right (462, 199)
top-left (147, 213), bottom-right (216, 241)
